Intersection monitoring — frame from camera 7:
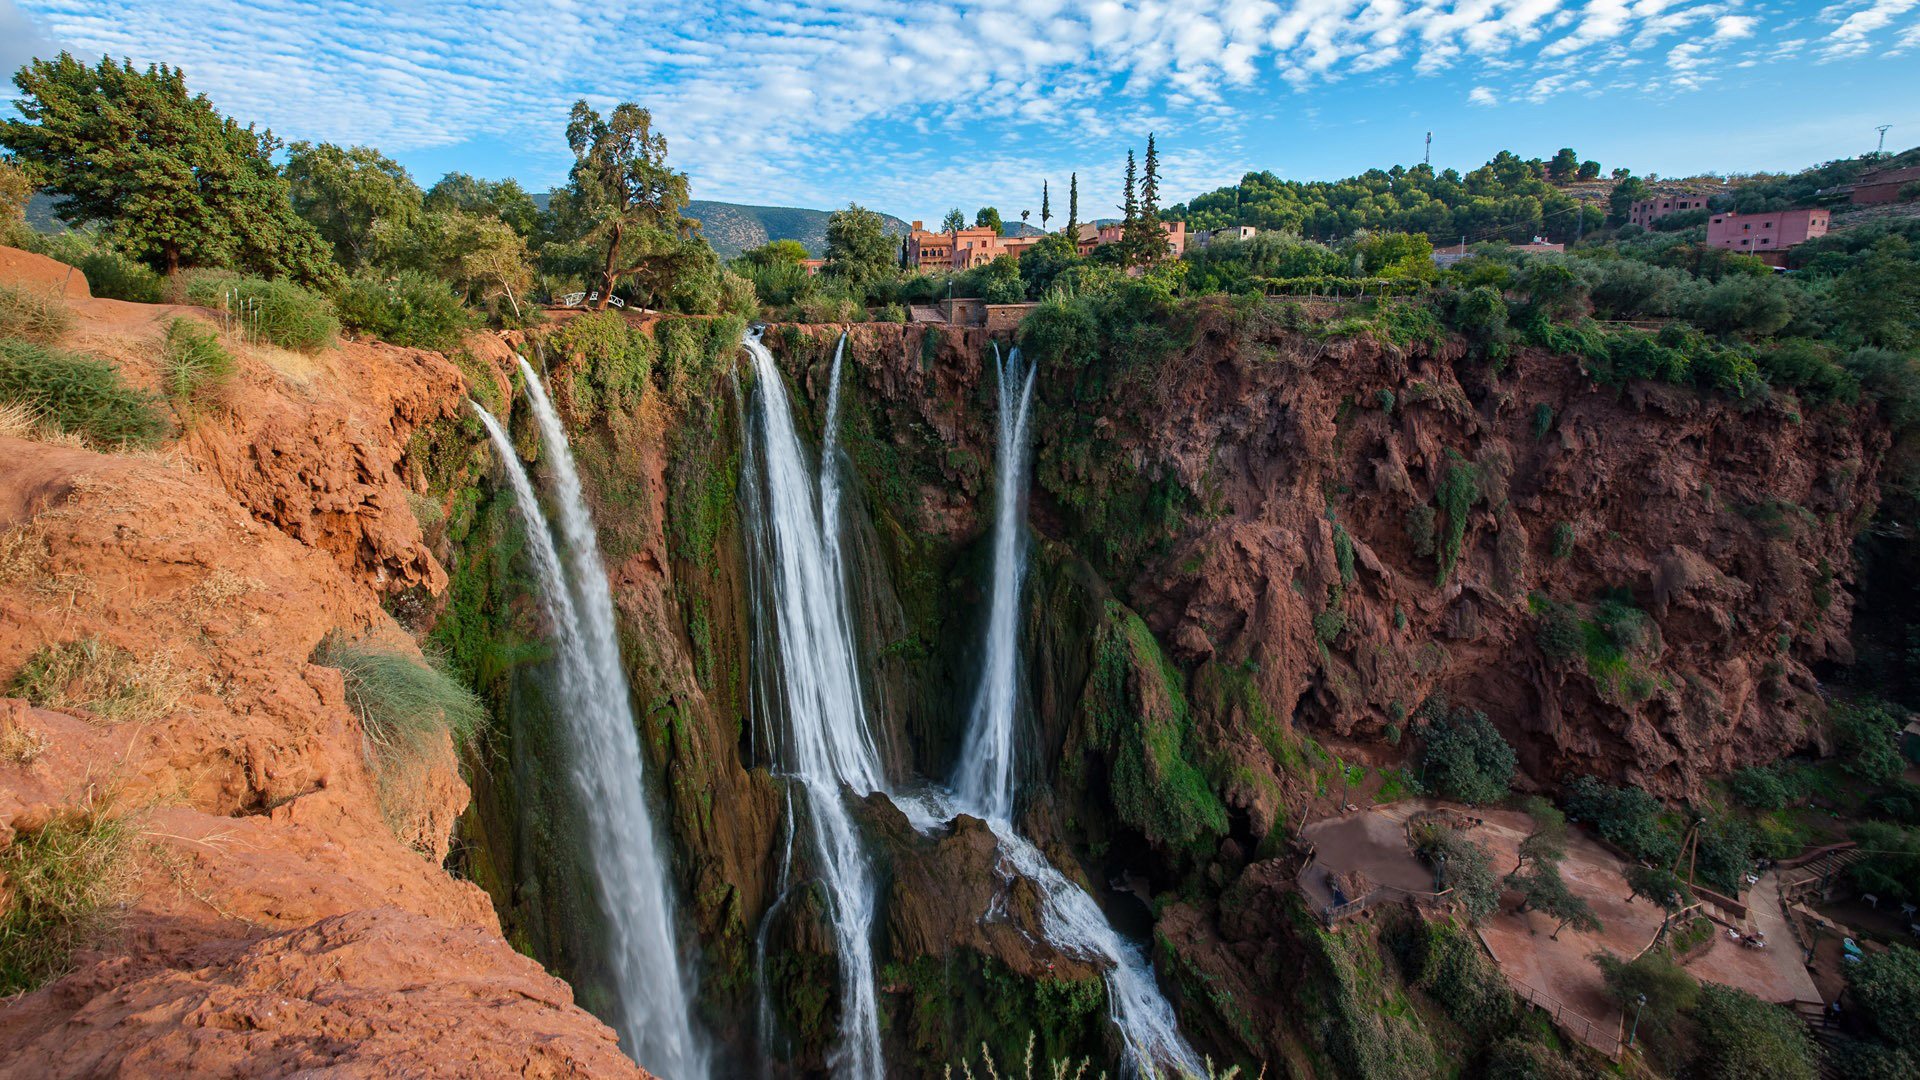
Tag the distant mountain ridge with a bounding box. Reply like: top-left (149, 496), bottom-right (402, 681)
top-left (527, 192), bottom-right (907, 259)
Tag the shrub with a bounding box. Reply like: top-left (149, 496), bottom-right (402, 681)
top-left (1534, 597), bottom-right (1583, 662)
top-left (0, 340), bottom-right (168, 448)
top-left (159, 317), bottom-right (236, 409)
top-left (1847, 945), bottom-right (1920, 1055)
top-left (0, 283), bottom-right (75, 344)
top-left (1833, 698), bottom-right (1907, 783)
top-left (1564, 776), bottom-right (1680, 864)
top-left (1417, 698), bottom-right (1515, 805)
top-left (0, 807), bottom-right (134, 995)
top-left (314, 636), bottom-right (485, 758)
top-left (1549, 520), bottom-right (1575, 559)
top-left (1594, 950), bottom-right (1697, 1031)
top-left (184, 274), bottom-right (338, 352)
top-left (1847, 822), bottom-right (1920, 906)
top-left (1729, 765), bottom-right (1794, 811)
top-left (74, 248), bottom-right (164, 303)
top-left (6, 637), bottom-right (186, 724)
top-left (333, 270), bottom-right (472, 351)
top-left (1406, 919), bottom-right (1515, 1035)
top-left (546, 309), bottom-right (654, 414)
top-left (1686, 984), bottom-right (1818, 1080)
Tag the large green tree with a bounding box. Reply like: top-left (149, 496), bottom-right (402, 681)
top-left (558, 99), bottom-right (697, 310)
top-left (423, 172), bottom-right (543, 238)
top-left (823, 203), bottom-right (894, 291)
top-left (974, 206), bottom-right (1003, 235)
top-left (0, 53), bottom-right (335, 284)
top-left (284, 141), bottom-right (422, 271)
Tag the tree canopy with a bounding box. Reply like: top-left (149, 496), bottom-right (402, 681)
top-left (284, 141), bottom-right (422, 271)
top-left (557, 99), bottom-right (698, 310)
top-left (0, 53), bottom-right (335, 284)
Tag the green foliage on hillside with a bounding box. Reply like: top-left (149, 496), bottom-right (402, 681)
top-left (0, 338), bottom-right (167, 447)
top-left (1081, 601), bottom-right (1228, 855)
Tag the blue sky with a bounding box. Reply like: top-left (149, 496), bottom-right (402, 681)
top-left (4, 0), bottom-right (1917, 224)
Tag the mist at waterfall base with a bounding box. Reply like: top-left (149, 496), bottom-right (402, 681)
top-left (741, 329), bottom-right (1201, 1078)
top-left (474, 366), bottom-right (708, 1079)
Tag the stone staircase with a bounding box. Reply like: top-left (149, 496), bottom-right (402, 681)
top-left (1780, 846), bottom-right (1862, 906)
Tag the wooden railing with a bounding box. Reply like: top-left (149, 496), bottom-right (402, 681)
top-left (1502, 974), bottom-right (1624, 1059)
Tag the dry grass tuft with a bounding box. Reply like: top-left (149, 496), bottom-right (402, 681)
top-left (0, 718), bottom-right (51, 765)
top-left (0, 283), bottom-right (75, 345)
top-left (0, 799), bottom-right (135, 994)
top-left (7, 637), bottom-right (187, 725)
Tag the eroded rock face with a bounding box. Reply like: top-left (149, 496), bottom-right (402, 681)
top-left (0, 252), bottom-right (638, 1078)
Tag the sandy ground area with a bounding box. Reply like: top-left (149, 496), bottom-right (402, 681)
top-left (1298, 799), bottom-right (1825, 1056)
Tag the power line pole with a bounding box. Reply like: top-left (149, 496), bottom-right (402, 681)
top-left (1424, 131), bottom-right (1432, 167)
top-left (1875, 124), bottom-right (1892, 157)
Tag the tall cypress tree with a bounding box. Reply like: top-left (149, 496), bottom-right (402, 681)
top-left (1122, 147), bottom-right (1159, 264)
top-left (1040, 180), bottom-right (1051, 231)
top-left (1067, 173), bottom-right (1079, 235)
top-left (1142, 132), bottom-right (1160, 218)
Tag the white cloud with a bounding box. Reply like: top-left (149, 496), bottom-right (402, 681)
top-left (9, 0), bottom-right (1907, 209)
top-left (1819, 0), bottom-right (1920, 57)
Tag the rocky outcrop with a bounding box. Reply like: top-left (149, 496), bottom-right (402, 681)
top-left (0, 251), bottom-right (641, 1077)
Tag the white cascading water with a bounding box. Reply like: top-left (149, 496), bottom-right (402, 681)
top-left (480, 370), bottom-right (708, 1080)
top-left (939, 345), bottom-right (1206, 1079)
top-left (740, 330), bottom-right (886, 1080)
top-left (951, 344), bottom-right (1037, 822)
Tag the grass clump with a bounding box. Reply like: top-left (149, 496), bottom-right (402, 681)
top-left (315, 635), bottom-right (485, 757)
top-left (314, 635), bottom-right (486, 853)
top-left (0, 806), bottom-right (135, 995)
top-left (0, 284), bottom-right (75, 345)
top-left (159, 317), bottom-right (236, 410)
top-left (0, 339), bottom-right (168, 448)
top-left (184, 273), bottom-right (338, 353)
top-left (7, 637), bottom-right (185, 724)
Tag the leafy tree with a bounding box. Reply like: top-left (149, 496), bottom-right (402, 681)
top-left (1594, 950), bottom-right (1698, 1030)
top-left (823, 203), bottom-right (894, 293)
top-left (1142, 132), bottom-right (1160, 219)
top-left (1684, 272), bottom-right (1803, 336)
top-left (1835, 235), bottom-right (1920, 349)
top-left (1608, 176), bottom-right (1650, 225)
top-left (1513, 795), bottom-right (1568, 874)
top-left (1833, 698), bottom-right (1908, 783)
top-left (1417, 698), bottom-right (1516, 805)
top-left (1017, 232), bottom-right (1079, 299)
top-left (283, 141), bottom-right (422, 271)
top-left (558, 99), bottom-right (695, 310)
top-left (1848, 945), bottom-right (1920, 1054)
top-left (1686, 984), bottom-right (1818, 1080)
top-left (0, 158), bottom-right (29, 231)
top-left (422, 172), bottom-right (542, 237)
top-left (1548, 148), bottom-right (1579, 181)
top-left (1625, 865), bottom-right (1692, 910)
top-left (1507, 860), bottom-right (1602, 938)
top-left (1848, 821), bottom-right (1920, 905)
top-left (941, 207), bottom-right (966, 235)
top-left (1565, 776), bottom-right (1679, 865)
top-left (737, 239), bottom-right (809, 267)
top-left (1412, 824), bottom-right (1500, 922)
top-left (1578, 160), bottom-right (1601, 180)
top-left (974, 206), bottom-right (1003, 236)
top-left (0, 53), bottom-right (335, 285)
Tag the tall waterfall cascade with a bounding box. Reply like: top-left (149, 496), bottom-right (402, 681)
top-left (739, 331), bottom-right (886, 1080)
top-left (476, 370), bottom-right (708, 1079)
top-left (944, 345), bottom-right (1206, 1079)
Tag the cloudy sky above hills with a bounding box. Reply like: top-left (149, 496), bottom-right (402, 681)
top-left (5, 0), bottom-right (1917, 220)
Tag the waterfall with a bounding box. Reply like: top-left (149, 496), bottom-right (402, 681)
top-left (952, 344), bottom-right (1037, 822)
top-left (943, 346), bottom-right (1205, 1079)
top-left (739, 330), bottom-right (886, 1080)
top-left (478, 377), bottom-right (708, 1080)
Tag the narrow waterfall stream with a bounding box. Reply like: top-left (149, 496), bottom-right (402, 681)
top-left (942, 345), bottom-right (1206, 1079)
top-left (477, 377), bottom-right (708, 1080)
top-left (739, 331), bottom-right (886, 1080)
